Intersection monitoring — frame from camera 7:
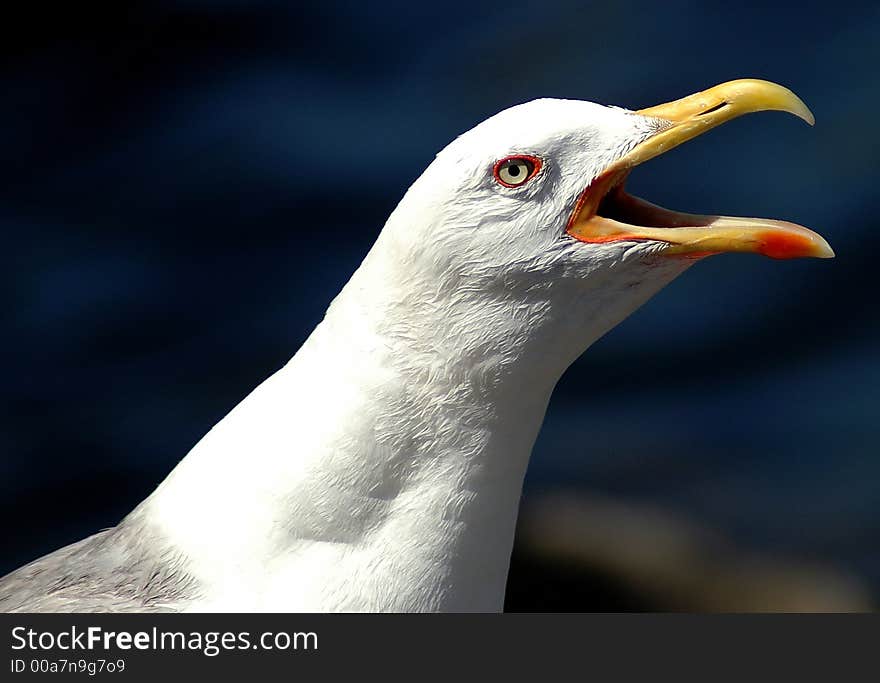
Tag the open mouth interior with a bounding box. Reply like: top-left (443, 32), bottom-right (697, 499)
top-left (566, 165), bottom-right (721, 243)
top-left (594, 173), bottom-right (716, 231)
top-left (565, 166), bottom-right (833, 260)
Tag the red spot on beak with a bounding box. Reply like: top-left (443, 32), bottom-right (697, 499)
top-left (758, 231), bottom-right (817, 259)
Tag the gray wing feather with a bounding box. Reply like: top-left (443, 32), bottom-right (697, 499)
top-left (0, 509), bottom-right (202, 613)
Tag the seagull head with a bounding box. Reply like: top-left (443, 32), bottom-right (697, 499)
top-left (362, 79), bottom-right (833, 377)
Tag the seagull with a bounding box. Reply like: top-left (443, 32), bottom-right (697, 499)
top-left (0, 79), bottom-right (833, 612)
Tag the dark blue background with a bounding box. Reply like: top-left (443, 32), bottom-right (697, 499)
top-left (2, 1), bottom-right (877, 607)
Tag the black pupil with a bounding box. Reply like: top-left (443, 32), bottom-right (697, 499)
top-left (507, 163), bottom-right (522, 177)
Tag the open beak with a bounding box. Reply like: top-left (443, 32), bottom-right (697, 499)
top-left (566, 79), bottom-right (834, 259)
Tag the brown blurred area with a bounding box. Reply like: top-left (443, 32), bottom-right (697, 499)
top-left (505, 493), bottom-right (874, 612)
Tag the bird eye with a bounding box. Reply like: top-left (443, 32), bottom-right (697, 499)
top-left (493, 155), bottom-right (542, 187)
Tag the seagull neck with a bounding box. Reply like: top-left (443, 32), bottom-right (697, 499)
top-left (143, 246), bottom-right (682, 611)
top-left (288, 264), bottom-right (573, 610)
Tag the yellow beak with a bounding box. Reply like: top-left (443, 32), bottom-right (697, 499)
top-left (566, 79), bottom-right (834, 259)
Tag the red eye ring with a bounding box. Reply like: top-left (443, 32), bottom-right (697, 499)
top-left (493, 154), bottom-right (543, 188)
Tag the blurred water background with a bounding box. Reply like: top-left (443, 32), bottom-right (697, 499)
top-left (1, 1), bottom-right (877, 610)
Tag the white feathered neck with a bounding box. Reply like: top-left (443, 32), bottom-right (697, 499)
top-left (139, 229), bottom-right (686, 612)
